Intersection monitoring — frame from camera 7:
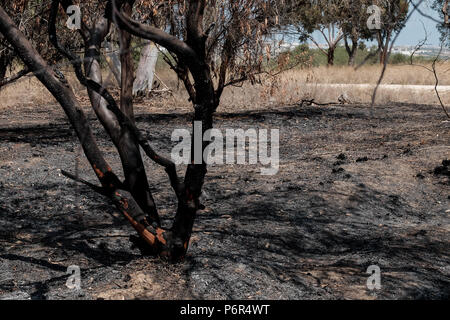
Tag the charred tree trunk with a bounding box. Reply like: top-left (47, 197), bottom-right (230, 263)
top-left (0, 4), bottom-right (169, 257)
top-left (83, 19), bottom-right (120, 138)
top-left (109, 0), bottom-right (220, 261)
top-left (44, 0), bottom-right (160, 227)
top-left (115, 0), bottom-right (160, 225)
top-left (166, 0), bottom-right (219, 259)
top-left (79, 8), bottom-right (160, 226)
top-left (119, 1), bottom-right (135, 121)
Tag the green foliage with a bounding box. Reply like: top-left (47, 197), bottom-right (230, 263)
top-left (389, 53), bottom-right (409, 64)
top-left (286, 45), bottom-right (372, 66)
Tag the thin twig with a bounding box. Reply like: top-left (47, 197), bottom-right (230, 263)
top-left (432, 43), bottom-right (450, 118)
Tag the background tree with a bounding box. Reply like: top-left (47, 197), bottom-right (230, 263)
top-left (282, 0), bottom-right (345, 66)
top-left (132, 40), bottom-right (158, 95)
top-left (340, 0), bottom-right (374, 66)
top-left (372, 0), bottom-right (409, 64)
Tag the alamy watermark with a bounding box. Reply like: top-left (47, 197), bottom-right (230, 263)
top-left (171, 122), bottom-right (280, 176)
top-left (367, 5), bottom-right (382, 30)
top-left (366, 265), bottom-right (381, 290)
top-left (66, 265), bottom-right (81, 290)
top-left (66, 5), bottom-right (81, 30)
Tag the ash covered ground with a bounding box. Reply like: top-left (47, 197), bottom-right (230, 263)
top-left (0, 102), bottom-right (449, 299)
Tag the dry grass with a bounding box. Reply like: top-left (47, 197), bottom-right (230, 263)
top-left (1, 63), bottom-right (450, 113)
top-left (214, 63), bottom-right (450, 110)
top-left (0, 71), bottom-right (86, 110)
top-left (281, 63), bottom-right (450, 86)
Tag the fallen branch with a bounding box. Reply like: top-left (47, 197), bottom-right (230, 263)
top-left (298, 98), bottom-right (338, 107)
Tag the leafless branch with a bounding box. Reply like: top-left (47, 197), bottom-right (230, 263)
top-left (431, 44), bottom-right (450, 118)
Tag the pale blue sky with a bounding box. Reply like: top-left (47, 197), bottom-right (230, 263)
top-left (396, 1), bottom-right (441, 46)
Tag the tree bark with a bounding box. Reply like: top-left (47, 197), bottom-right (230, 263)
top-left (379, 45), bottom-right (389, 65)
top-left (62, 1), bottom-right (160, 227)
top-left (110, 0), bottom-right (218, 260)
top-left (327, 46), bottom-right (335, 66)
top-left (115, 0), bottom-right (161, 225)
top-left (0, 67), bottom-right (29, 88)
top-left (133, 41), bottom-right (158, 96)
top-left (171, 1), bottom-right (218, 257)
top-left (104, 40), bottom-right (159, 96)
top-left (119, 1), bottom-right (135, 121)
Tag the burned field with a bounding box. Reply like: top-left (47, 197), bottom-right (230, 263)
top-left (0, 102), bottom-right (449, 300)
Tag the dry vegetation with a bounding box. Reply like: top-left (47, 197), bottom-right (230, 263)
top-left (1, 63), bottom-right (450, 113)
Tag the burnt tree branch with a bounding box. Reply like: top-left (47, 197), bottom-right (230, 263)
top-left (0, 4), bottom-right (172, 257)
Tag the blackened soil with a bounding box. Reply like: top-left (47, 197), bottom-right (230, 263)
top-left (0, 102), bottom-right (449, 300)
